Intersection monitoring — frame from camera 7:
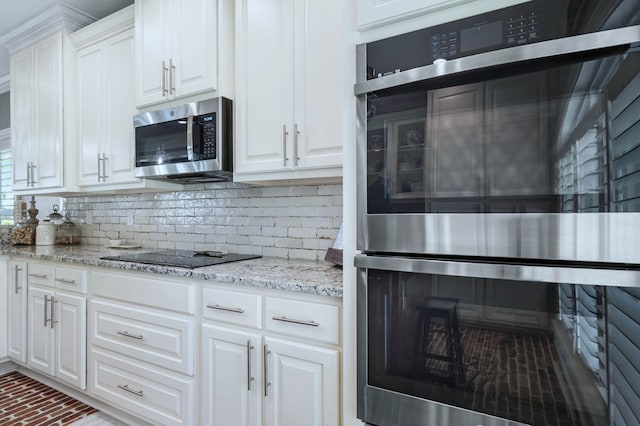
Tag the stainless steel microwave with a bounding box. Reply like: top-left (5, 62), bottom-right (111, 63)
top-left (133, 97), bottom-right (232, 183)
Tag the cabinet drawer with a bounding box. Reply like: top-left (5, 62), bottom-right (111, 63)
top-left (202, 287), bottom-right (262, 329)
top-left (89, 348), bottom-right (194, 426)
top-left (90, 299), bottom-right (194, 375)
top-left (91, 271), bottom-right (195, 314)
top-left (55, 266), bottom-right (87, 294)
top-left (27, 263), bottom-right (54, 287)
top-left (265, 297), bottom-right (340, 345)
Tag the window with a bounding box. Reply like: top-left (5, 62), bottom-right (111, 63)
top-left (0, 128), bottom-right (13, 225)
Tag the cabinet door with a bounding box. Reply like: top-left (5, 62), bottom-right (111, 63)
top-left (76, 43), bottom-right (104, 186)
top-left (32, 32), bottom-right (64, 189)
top-left (202, 324), bottom-right (261, 426)
top-left (485, 73), bottom-right (549, 198)
top-left (135, 0), bottom-right (171, 107)
top-left (427, 84), bottom-right (484, 197)
top-left (10, 49), bottom-right (33, 190)
top-left (7, 261), bottom-right (27, 363)
top-left (293, 0), bottom-right (343, 171)
top-left (171, 0), bottom-right (217, 99)
top-left (28, 286), bottom-right (55, 376)
top-left (105, 29), bottom-right (137, 184)
top-left (55, 292), bottom-right (87, 389)
top-left (235, 0), bottom-right (294, 174)
top-left (263, 337), bottom-right (339, 426)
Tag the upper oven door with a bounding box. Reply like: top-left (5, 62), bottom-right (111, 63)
top-left (356, 25), bottom-right (640, 264)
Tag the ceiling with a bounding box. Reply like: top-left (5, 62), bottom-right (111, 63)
top-left (0, 0), bottom-right (133, 77)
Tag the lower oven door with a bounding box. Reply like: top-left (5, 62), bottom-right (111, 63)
top-left (356, 255), bottom-right (640, 426)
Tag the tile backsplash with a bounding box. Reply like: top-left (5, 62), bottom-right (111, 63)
top-left (64, 183), bottom-right (343, 261)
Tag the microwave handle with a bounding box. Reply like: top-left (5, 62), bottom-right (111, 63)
top-left (186, 115), bottom-right (194, 161)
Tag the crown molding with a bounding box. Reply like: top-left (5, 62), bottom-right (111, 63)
top-left (0, 1), bottom-right (96, 55)
top-left (70, 5), bottom-right (134, 49)
top-left (0, 75), bottom-right (8, 94)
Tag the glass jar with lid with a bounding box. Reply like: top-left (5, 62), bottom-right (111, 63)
top-left (55, 215), bottom-right (81, 245)
top-left (10, 216), bottom-right (35, 245)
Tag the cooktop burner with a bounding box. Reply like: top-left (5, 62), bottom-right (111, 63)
top-left (101, 250), bottom-right (261, 269)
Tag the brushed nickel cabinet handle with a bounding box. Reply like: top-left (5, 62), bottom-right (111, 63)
top-left (282, 124), bottom-right (289, 166)
top-left (101, 153), bottom-right (108, 181)
top-left (169, 58), bottom-right (176, 95)
top-left (14, 265), bottom-right (22, 294)
top-left (28, 273), bottom-right (48, 279)
top-left (26, 163), bottom-right (31, 187)
top-left (55, 278), bottom-right (76, 284)
top-left (30, 163), bottom-right (37, 186)
top-left (97, 153), bottom-right (102, 182)
top-left (44, 295), bottom-right (50, 327)
top-left (263, 345), bottom-right (271, 397)
top-left (272, 316), bottom-right (320, 327)
top-left (50, 298), bottom-right (57, 329)
top-left (117, 330), bottom-right (144, 340)
top-left (206, 304), bottom-right (245, 314)
top-left (247, 340), bottom-right (255, 391)
top-left (294, 123), bottom-right (300, 166)
top-left (162, 61), bottom-right (168, 96)
top-left (117, 384), bottom-right (144, 397)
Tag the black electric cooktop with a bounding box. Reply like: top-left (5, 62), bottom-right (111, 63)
top-left (101, 250), bottom-right (261, 269)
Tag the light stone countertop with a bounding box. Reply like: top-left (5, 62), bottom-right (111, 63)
top-left (3, 245), bottom-right (343, 298)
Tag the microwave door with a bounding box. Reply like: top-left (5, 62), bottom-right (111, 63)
top-left (135, 120), bottom-right (189, 167)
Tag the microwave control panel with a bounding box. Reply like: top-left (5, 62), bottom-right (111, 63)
top-left (198, 113), bottom-right (217, 159)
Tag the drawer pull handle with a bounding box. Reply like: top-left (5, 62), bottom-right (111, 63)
top-left (117, 384), bottom-right (144, 397)
top-left (117, 331), bottom-right (144, 340)
top-left (206, 304), bottom-right (245, 314)
top-left (55, 278), bottom-right (76, 284)
top-left (28, 273), bottom-right (48, 279)
top-left (272, 316), bottom-right (320, 327)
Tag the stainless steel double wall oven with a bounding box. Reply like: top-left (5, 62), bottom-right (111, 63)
top-left (356, 1), bottom-right (640, 425)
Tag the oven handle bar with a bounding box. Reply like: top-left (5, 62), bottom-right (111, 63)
top-left (354, 254), bottom-right (640, 287)
top-left (354, 25), bottom-right (640, 95)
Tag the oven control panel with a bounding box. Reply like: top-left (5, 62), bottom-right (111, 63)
top-left (366, 0), bottom-right (560, 79)
top-left (430, 11), bottom-right (540, 62)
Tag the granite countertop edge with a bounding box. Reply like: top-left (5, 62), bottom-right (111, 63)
top-left (2, 245), bottom-right (343, 298)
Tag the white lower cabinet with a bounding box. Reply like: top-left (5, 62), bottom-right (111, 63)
top-left (90, 347), bottom-right (194, 425)
top-left (7, 260), bottom-right (27, 363)
top-left (201, 286), bottom-right (340, 426)
top-left (88, 270), bottom-right (195, 425)
top-left (202, 324), bottom-right (262, 426)
top-left (27, 263), bottom-right (87, 390)
top-left (263, 337), bottom-right (339, 426)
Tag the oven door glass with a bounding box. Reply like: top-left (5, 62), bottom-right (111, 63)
top-left (365, 49), bottom-right (640, 215)
top-left (363, 266), bottom-right (640, 425)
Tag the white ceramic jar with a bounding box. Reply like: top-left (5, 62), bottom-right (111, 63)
top-left (36, 220), bottom-right (56, 245)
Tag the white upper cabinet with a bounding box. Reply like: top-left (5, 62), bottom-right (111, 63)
top-left (11, 32), bottom-right (67, 192)
top-left (234, 0), bottom-right (344, 183)
top-left (71, 6), bottom-right (181, 192)
top-left (76, 28), bottom-right (137, 187)
top-left (135, 0), bottom-right (222, 108)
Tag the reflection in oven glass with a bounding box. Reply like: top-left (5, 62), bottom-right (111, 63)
top-left (365, 270), bottom-right (627, 425)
